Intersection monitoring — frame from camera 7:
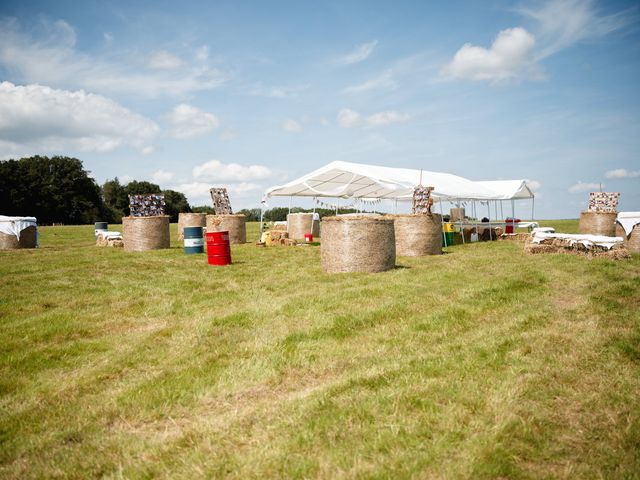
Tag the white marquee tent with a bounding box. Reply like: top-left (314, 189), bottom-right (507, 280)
top-left (262, 161), bottom-right (536, 244)
top-left (265, 161), bottom-right (534, 203)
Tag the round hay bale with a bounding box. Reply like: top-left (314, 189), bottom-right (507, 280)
top-left (206, 214), bottom-right (246, 244)
top-left (287, 213), bottom-right (320, 240)
top-left (385, 214), bottom-right (442, 256)
top-left (321, 216), bottom-right (395, 273)
top-left (615, 223), bottom-right (626, 239)
top-left (625, 225), bottom-right (640, 253)
top-left (578, 211), bottom-right (616, 236)
top-left (177, 213), bottom-right (206, 241)
top-left (0, 226), bottom-right (37, 250)
top-left (123, 216), bottom-right (170, 252)
top-left (450, 208), bottom-right (465, 222)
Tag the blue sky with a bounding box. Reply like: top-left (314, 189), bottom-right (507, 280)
top-left (0, 0), bottom-right (638, 218)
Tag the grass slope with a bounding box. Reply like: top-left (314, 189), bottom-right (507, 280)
top-left (0, 221), bottom-right (638, 479)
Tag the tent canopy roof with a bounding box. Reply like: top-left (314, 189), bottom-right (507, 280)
top-left (265, 161), bottom-right (534, 201)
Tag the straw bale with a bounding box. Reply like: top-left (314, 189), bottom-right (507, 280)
top-left (321, 216), bottom-right (395, 273)
top-left (270, 230), bottom-right (289, 243)
top-left (478, 226), bottom-right (501, 241)
top-left (386, 213), bottom-right (442, 256)
top-left (177, 213), bottom-right (206, 241)
top-left (450, 208), bottom-right (465, 222)
top-left (287, 213), bottom-right (320, 240)
top-left (523, 236), bottom-right (630, 260)
top-left (623, 225), bottom-right (640, 253)
top-left (578, 211), bottom-right (616, 236)
top-left (96, 233), bottom-right (124, 248)
top-left (499, 233), bottom-right (530, 242)
top-left (0, 226), bottom-right (37, 250)
top-left (123, 216), bottom-right (170, 252)
top-left (206, 214), bottom-right (246, 244)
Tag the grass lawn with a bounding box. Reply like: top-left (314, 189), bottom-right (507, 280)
top-left (1, 220), bottom-right (639, 479)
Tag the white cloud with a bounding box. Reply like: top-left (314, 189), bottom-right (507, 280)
top-left (337, 108), bottom-right (409, 128)
top-left (337, 108), bottom-right (362, 128)
top-left (0, 81), bottom-right (158, 157)
top-left (282, 119), bottom-right (303, 133)
top-left (366, 111), bottom-right (410, 126)
top-left (195, 45), bottom-right (209, 61)
top-left (342, 70), bottom-right (397, 94)
top-left (141, 146), bottom-right (154, 155)
top-left (147, 50), bottom-right (184, 70)
top-left (525, 179), bottom-right (542, 191)
top-left (171, 181), bottom-right (263, 206)
top-left (0, 18), bottom-right (229, 97)
top-left (335, 40), bottom-right (378, 65)
top-left (151, 170), bottom-right (174, 184)
top-left (167, 104), bottom-right (219, 139)
top-left (568, 181), bottom-right (603, 193)
top-left (517, 0), bottom-right (634, 59)
top-left (604, 168), bottom-right (640, 179)
top-left (442, 27), bottom-right (543, 83)
top-left (192, 160), bottom-right (272, 182)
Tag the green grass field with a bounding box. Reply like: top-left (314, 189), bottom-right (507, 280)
top-left (1, 220), bottom-right (639, 479)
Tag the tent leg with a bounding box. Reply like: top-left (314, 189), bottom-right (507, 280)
top-left (439, 200), bottom-right (447, 247)
top-left (511, 199), bottom-right (515, 219)
top-left (531, 197), bottom-right (535, 221)
top-left (288, 196), bottom-right (292, 214)
top-left (459, 199), bottom-right (464, 244)
top-left (500, 200), bottom-right (504, 220)
top-left (487, 202), bottom-right (492, 240)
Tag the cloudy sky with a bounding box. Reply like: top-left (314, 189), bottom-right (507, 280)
top-left (0, 0), bottom-right (638, 218)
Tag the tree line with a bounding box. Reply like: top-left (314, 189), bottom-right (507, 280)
top-left (0, 156), bottom-right (190, 224)
top-left (0, 155), bottom-right (363, 225)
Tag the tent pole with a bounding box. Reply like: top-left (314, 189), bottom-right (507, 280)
top-left (487, 202), bottom-right (493, 240)
top-left (531, 197), bottom-right (535, 221)
top-left (500, 200), bottom-right (504, 220)
top-left (511, 199), bottom-right (515, 219)
top-left (458, 198), bottom-right (465, 245)
top-left (439, 200), bottom-right (447, 247)
top-left (394, 199), bottom-right (398, 214)
top-left (288, 196), bottom-right (292, 214)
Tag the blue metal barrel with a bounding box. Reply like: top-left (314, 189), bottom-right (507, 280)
top-left (184, 226), bottom-right (204, 254)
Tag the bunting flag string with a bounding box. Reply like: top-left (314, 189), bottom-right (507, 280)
top-left (313, 196), bottom-right (382, 211)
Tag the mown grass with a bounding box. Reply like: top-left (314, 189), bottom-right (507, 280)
top-left (1, 220), bottom-right (638, 479)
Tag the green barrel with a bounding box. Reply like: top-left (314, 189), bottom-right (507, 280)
top-left (184, 226), bottom-right (204, 254)
top-left (442, 231), bottom-right (454, 247)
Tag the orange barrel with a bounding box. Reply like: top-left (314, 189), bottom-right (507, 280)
top-left (206, 231), bottom-right (231, 266)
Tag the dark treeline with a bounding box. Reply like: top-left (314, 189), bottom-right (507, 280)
top-left (0, 156), bottom-right (190, 224)
top-left (1, 155), bottom-right (363, 225)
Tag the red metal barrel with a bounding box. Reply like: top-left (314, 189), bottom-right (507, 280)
top-left (206, 231), bottom-right (231, 266)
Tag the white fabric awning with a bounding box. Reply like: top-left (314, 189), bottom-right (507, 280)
top-left (474, 180), bottom-right (534, 200)
top-left (265, 161), bottom-right (534, 202)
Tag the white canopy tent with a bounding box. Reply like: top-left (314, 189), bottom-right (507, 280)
top-left (264, 161), bottom-right (502, 202)
top-left (262, 161), bottom-right (535, 244)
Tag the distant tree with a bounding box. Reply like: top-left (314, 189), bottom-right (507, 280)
top-left (124, 181), bottom-right (161, 196)
top-left (163, 189), bottom-right (191, 222)
top-left (237, 208), bottom-right (261, 222)
top-left (101, 177), bottom-right (128, 222)
top-left (191, 205), bottom-right (215, 214)
top-left (0, 155), bottom-right (105, 224)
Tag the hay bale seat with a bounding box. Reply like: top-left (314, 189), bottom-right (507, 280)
top-left (123, 216), bottom-right (170, 252)
top-left (0, 226), bottom-right (37, 250)
top-left (578, 211), bottom-right (616, 236)
top-left (206, 214), bottom-right (246, 244)
top-left (177, 213), bottom-right (206, 241)
top-left (524, 236), bottom-right (630, 260)
top-left (287, 213), bottom-right (320, 240)
top-left (321, 216), bottom-right (395, 273)
top-left (386, 213), bottom-right (442, 256)
top-left (450, 208), bottom-right (465, 223)
top-left (616, 223), bottom-right (640, 253)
